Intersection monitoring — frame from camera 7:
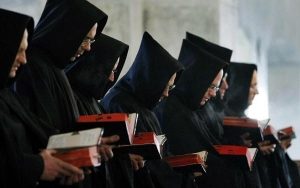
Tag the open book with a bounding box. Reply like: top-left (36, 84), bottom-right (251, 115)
top-left (263, 125), bottom-right (279, 144)
top-left (113, 132), bottom-right (165, 160)
top-left (51, 146), bottom-right (101, 168)
top-left (278, 126), bottom-right (296, 140)
top-left (223, 116), bottom-right (270, 144)
top-left (47, 128), bottom-right (103, 149)
top-left (164, 151), bottom-right (207, 174)
top-left (213, 145), bottom-right (258, 171)
top-left (76, 113), bottom-right (138, 145)
top-left (47, 128), bottom-right (103, 167)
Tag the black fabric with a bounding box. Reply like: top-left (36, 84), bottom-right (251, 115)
top-left (181, 34), bottom-right (231, 143)
top-left (101, 31), bottom-right (184, 111)
top-left (223, 62), bottom-right (293, 188)
top-left (0, 8), bottom-right (34, 89)
top-left (185, 32), bottom-right (231, 82)
top-left (224, 62), bottom-right (257, 117)
top-left (0, 114), bottom-right (25, 188)
top-left (0, 89), bottom-right (57, 188)
top-left (222, 62), bottom-right (265, 188)
top-left (186, 32), bottom-right (232, 63)
top-left (15, 0), bottom-right (108, 133)
top-left (66, 34), bottom-right (129, 187)
top-left (260, 145), bottom-right (293, 188)
top-left (101, 32), bottom-right (194, 188)
top-left (174, 39), bottom-right (227, 111)
top-left (66, 34), bottom-right (129, 115)
top-left (155, 39), bottom-right (245, 188)
top-left (286, 153), bottom-right (300, 188)
top-left (0, 9), bottom-right (57, 188)
top-left (196, 100), bottom-right (224, 142)
top-left (31, 0), bottom-right (107, 69)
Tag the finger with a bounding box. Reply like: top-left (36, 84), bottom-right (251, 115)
top-left (47, 149), bottom-right (58, 154)
top-left (59, 160), bottom-right (84, 175)
top-left (99, 148), bottom-right (109, 161)
top-left (263, 140), bottom-right (271, 145)
top-left (138, 160), bottom-right (145, 169)
top-left (130, 154), bottom-right (144, 161)
top-left (101, 135), bottom-right (120, 144)
top-left (103, 146), bottom-right (114, 159)
top-left (241, 132), bottom-right (250, 139)
top-left (131, 160), bottom-right (139, 171)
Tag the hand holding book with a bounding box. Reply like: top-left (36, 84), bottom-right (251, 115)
top-left (257, 140), bottom-right (276, 155)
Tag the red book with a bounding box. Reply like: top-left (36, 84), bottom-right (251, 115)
top-left (263, 125), bottom-right (279, 144)
top-left (278, 126), bottom-right (296, 140)
top-left (164, 151), bottom-right (208, 174)
top-left (53, 146), bottom-right (100, 168)
top-left (223, 116), bottom-right (270, 143)
top-left (113, 132), bottom-right (165, 160)
top-left (76, 113), bottom-right (138, 145)
top-left (213, 145), bottom-right (258, 171)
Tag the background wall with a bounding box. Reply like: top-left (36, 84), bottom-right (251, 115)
top-left (1, 0), bottom-right (299, 159)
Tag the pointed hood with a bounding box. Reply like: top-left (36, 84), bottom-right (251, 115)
top-left (224, 62), bottom-right (257, 116)
top-left (186, 32), bottom-right (232, 63)
top-left (186, 32), bottom-right (233, 106)
top-left (115, 31), bottom-right (183, 109)
top-left (0, 8), bottom-right (34, 89)
top-left (67, 33), bottom-right (129, 100)
top-left (173, 39), bottom-right (227, 110)
top-left (31, 0), bottom-right (108, 69)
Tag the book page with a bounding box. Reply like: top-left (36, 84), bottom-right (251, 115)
top-left (156, 134), bottom-right (167, 146)
top-left (47, 127), bottom-right (103, 149)
top-left (258, 118), bottom-right (271, 130)
top-left (193, 151), bottom-right (208, 162)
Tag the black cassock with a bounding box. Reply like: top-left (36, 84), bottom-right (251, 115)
top-left (0, 9), bottom-right (56, 187)
top-left (66, 33), bottom-right (130, 188)
top-left (101, 32), bottom-right (196, 188)
top-left (225, 62), bottom-right (293, 188)
top-left (286, 153), bottom-right (300, 188)
top-left (15, 0), bottom-right (108, 133)
top-left (66, 33), bottom-right (129, 115)
top-left (155, 39), bottom-right (245, 188)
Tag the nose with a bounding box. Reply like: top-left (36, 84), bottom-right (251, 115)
top-left (108, 72), bottom-right (115, 82)
top-left (82, 43), bottom-right (92, 52)
top-left (209, 89), bottom-right (217, 97)
top-left (223, 80), bottom-right (229, 90)
top-left (17, 51), bottom-right (27, 64)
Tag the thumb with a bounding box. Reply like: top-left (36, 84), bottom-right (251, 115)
top-left (101, 135), bottom-right (120, 144)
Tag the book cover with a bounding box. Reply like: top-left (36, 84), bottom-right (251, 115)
top-left (76, 113), bottom-right (138, 145)
top-left (278, 126), bottom-right (296, 140)
top-left (52, 146), bottom-right (101, 168)
top-left (223, 116), bottom-right (270, 143)
top-left (164, 151), bottom-right (208, 174)
top-left (263, 125), bottom-right (279, 144)
top-left (213, 145), bottom-right (258, 171)
top-left (113, 132), bottom-right (164, 160)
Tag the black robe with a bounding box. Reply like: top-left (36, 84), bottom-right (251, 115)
top-left (0, 9), bottom-right (57, 188)
top-left (15, 0), bottom-right (108, 133)
top-left (101, 32), bottom-right (196, 188)
top-left (66, 33), bottom-right (129, 115)
top-left (224, 62), bottom-right (293, 188)
top-left (155, 39), bottom-right (247, 188)
top-left (185, 31), bottom-right (232, 143)
top-left (66, 33), bottom-right (129, 188)
top-left (286, 153), bottom-right (300, 188)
